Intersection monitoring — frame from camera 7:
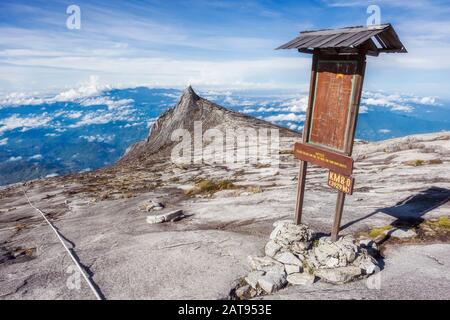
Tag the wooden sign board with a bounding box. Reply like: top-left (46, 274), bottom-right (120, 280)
top-left (294, 53), bottom-right (366, 241)
top-left (293, 142), bottom-right (353, 176)
top-left (308, 60), bottom-right (358, 152)
top-left (327, 171), bottom-right (354, 195)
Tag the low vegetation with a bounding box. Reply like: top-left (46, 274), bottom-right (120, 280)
top-left (368, 225), bottom-right (393, 238)
top-left (185, 179), bottom-right (235, 196)
top-left (424, 216), bottom-right (450, 229)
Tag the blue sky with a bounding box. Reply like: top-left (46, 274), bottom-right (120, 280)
top-left (1, 0), bottom-right (450, 98)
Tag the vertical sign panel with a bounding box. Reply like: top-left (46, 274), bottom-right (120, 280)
top-left (308, 60), bottom-right (358, 152)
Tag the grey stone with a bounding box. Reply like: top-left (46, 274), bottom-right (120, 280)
top-left (358, 257), bottom-right (380, 275)
top-left (146, 209), bottom-right (184, 224)
top-left (151, 200), bottom-right (165, 208)
top-left (146, 215), bottom-right (165, 224)
top-left (287, 272), bottom-right (315, 286)
top-left (265, 240), bottom-right (281, 257)
top-left (269, 224), bottom-right (284, 240)
top-left (285, 264), bottom-right (302, 274)
top-left (245, 270), bottom-right (265, 289)
top-left (264, 263), bottom-right (286, 275)
top-left (163, 209), bottom-right (184, 221)
top-left (387, 228), bottom-right (417, 238)
top-left (139, 200), bottom-right (165, 212)
top-left (235, 285), bottom-right (251, 299)
top-left (257, 271), bottom-right (287, 294)
top-left (313, 235), bottom-right (359, 269)
top-left (315, 266), bottom-right (363, 284)
top-left (247, 255), bottom-right (283, 273)
top-left (291, 241), bottom-right (311, 253)
top-left (274, 252), bottom-right (302, 266)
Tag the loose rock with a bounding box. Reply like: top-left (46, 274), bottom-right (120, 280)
top-left (146, 209), bottom-right (184, 224)
top-left (311, 235), bottom-right (358, 269)
top-left (315, 266), bottom-right (363, 284)
top-left (274, 252), bottom-right (302, 266)
top-left (235, 285), bottom-right (252, 299)
top-left (247, 255), bottom-right (284, 273)
top-left (264, 240), bottom-right (281, 257)
top-left (387, 228), bottom-right (417, 239)
top-left (287, 272), bottom-right (315, 286)
top-left (270, 222), bottom-right (314, 252)
top-left (245, 270), bottom-right (265, 289)
top-left (139, 199), bottom-right (165, 212)
top-left (285, 264), bottom-right (302, 274)
top-left (257, 271), bottom-right (287, 294)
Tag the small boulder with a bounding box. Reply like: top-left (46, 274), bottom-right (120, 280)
top-left (146, 215), bottom-right (165, 224)
top-left (247, 255), bottom-right (284, 273)
top-left (264, 240), bottom-right (281, 257)
top-left (387, 228), bottom-right (417, 239)
top-left (312, 235), bottom-right (359, 269)
top-left (257, 271), bottom-right (287, 294)
top-left (274, 252), bottom-right (302, 266)
top-left (315, 266), bottom-right (363, 284)
top-left (285, 264), bottom-right (303, 275)
top-left (139, 200), bottom-right (165, 212)
top-left (270, 221), bottom-right (314, 252)
top-left (357, 256), bottom-right (380, 275)
top-left (287, 272), bottom-right (315, 286)
top-left (245, 270), bottom-right (265, 289)
top-left (146, 209), bottom-right (184, 224)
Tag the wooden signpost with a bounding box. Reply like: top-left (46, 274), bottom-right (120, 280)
top-left (277, 24), bottom-right (406, 241)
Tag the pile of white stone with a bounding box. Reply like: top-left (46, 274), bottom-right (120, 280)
top-left (236, 220), bottom-right (380, 298)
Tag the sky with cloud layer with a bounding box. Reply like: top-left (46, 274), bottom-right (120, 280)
top-left (1, 0), bottom-right (450, 98)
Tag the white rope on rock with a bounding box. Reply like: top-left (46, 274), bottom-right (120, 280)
top-left (22, 188), bottom-right (103, 300)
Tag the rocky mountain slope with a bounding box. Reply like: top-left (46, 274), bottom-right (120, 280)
top-left (0, 87), bottom-right (449, 300)
top-left (120, 86), bottom-right (298, 165)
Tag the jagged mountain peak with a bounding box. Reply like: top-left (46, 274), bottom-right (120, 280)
top-left (119, 88), bottom-right (299, 165)
top-left (181, 85), bottom-right (200, 101)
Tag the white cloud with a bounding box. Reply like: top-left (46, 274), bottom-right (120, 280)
top-left (0, 114), bottom-right (52, 134)
top-left (0, 76), bottom-right (127, 108)
top-left (279, 96), bottom-right (309, 112)
top-left (265, 113), bottom-right (306, 122)
top-left (45, 173), bottom-right (59, 178)
top-left (7, 156), bottom-right (22, 162)
top-left (70, 107), bottom-right (136, 127)
top-left (66, 111), bottom-right (83, 119)
top-left (361, 92), bottom-right (416, 112)
top-left (53, 76), bottom-right (106, 101)
top-left (378, 129), bottom-right (391, 133)
top-left (1, 56), bottom-right (310, 93)
top-left (29, 154), bottom-right (43, 160)
top-left (80, 97), bottom-right (134, 110)
top-left (288, 123), bottom-right (302, 131)
top-left (359, 105), bottom-right (369, 114)
top-left (0, 92), bottom-right (46, 106)
top-left (80, 134), bottom-right (115, 143)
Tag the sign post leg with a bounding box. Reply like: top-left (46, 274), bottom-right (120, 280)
top-left (331, 191), bottom-right (345, 241)
top-left (294, 160), bottom-right (308, 225)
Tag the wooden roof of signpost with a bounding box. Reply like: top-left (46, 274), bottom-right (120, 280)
top-left (276, 23), bottom-right (407, 56)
